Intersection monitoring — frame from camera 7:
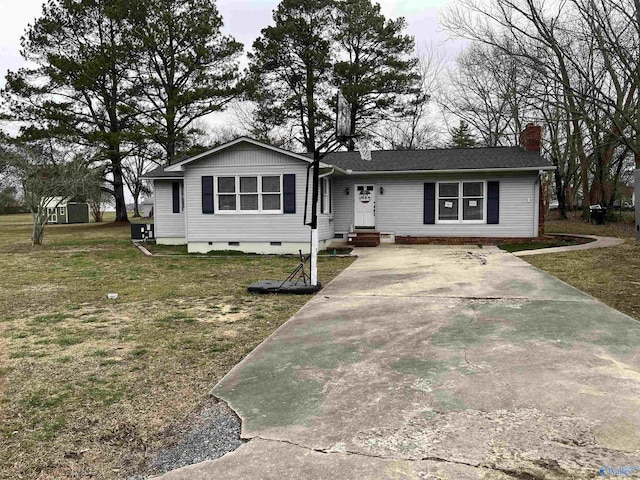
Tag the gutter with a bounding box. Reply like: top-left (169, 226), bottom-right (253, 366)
top-left (142, 176), bottom-right (184, 181)
top-left (330, 166), bottom-right (556, 175)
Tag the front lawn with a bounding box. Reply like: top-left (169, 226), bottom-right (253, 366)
top-left (0, 214), bottom-right (354, 479)
top-left (524, 212), bottom-right (640, 321)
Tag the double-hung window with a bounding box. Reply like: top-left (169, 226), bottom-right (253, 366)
top-left (437, 181), bottom-right (485, 223)
top-left (216, 175), bottom-right (282, 213)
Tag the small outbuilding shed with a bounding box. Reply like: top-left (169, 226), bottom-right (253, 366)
top-left (44, 197), bottom-right (90, 224)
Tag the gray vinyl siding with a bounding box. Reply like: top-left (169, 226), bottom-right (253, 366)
top-left (194, 145), bottom-right (306, 167)
top-left (154, 180), bottom-right (185, 239)
top-left (332, 173), bottom-right (538, 237)
top-left (184, 148), bottom-right (333, 243)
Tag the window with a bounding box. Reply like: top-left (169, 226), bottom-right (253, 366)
top-left (216, 175), bottom-right (282, 213)
top-left (321, 177), bottom-right (331, 214)
top-left (172, 181), bottom-right (182, 213)
top-left (262, 176), bottom-right (281, 211)
top-left (438, 182), bottom-right (459, 221)
top-left (462, 182), bottom-right (483, 220)
top-left (437, 181), bottom-right (485, 223)
top-left (58, 206), bottom-right (66, 217)
top-left (217, 177), bottom-right (236, 211)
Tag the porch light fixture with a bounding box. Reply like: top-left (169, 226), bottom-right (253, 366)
top-left (345, 187), bottom-right (350, 195)
top-left (379, 186), bottom-right (384, 195)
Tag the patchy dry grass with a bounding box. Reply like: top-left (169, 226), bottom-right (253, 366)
top-left (0, 213), bottom-right (354, 479)
top-left (526, 212), bottom-right (640, 321)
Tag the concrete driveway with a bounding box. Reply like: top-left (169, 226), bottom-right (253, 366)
top-left (160, 245), bottom-right (640, 479)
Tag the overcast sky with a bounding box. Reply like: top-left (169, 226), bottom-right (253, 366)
top-left (0, 0), bottom-right (463, 87)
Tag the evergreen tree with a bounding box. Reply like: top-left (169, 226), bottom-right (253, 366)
top-left (131, 0), bottom-right (243, 163)
top-left (449, 120), bottom-right (477, 148)
top-left (333, 0), bottom-right (420, 150)
top-left (248, 0), bottom-right (334, 153)
top-left (3, 0), bottom-right (137, 222)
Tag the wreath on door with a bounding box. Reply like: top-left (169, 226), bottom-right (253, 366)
top-left (358, 190), bottom-right (372, 203)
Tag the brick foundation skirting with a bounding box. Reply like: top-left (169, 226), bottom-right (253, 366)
top-left (395, 236), bottom-right (543, 245)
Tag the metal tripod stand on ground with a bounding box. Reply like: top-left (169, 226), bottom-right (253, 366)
top-left (280, 250), bottom-right (311, 288)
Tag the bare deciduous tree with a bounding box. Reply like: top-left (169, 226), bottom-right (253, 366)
top-left (442, 0), bottom-right (640, 231)
top-left (2, 142), bottom-right (103, 245)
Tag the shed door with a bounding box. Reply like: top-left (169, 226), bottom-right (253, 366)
top-left (354, 184), bottom-right (375, 228)
top-left (47, 207), bottom-right (57, 224)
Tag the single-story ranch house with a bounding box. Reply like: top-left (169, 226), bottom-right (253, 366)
top-left (143, 124), bottom-right (554, 254)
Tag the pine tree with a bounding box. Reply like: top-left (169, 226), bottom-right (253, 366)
top-left (130, 0), bottom-right (243, 163)
top-left (248, 0), bottom-right (420, 152)
top-left (333, 0), bottom-right (420, 150)
top-left (3, 0), bottom-right (136, 222)
top-left (248, 0), bottom-right (334, 152)
top-left (449, 120), bottom-right (477, 148)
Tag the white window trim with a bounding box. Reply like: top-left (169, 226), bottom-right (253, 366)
top-left (436, 180), bottom-right (487, 224)
top-left (215, 175), bottom-right (283, 214)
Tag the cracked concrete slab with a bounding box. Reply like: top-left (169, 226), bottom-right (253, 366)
top-left (157, 245), bottom-right (640, 479)
top-left (156, 437), bottom-right (514, 480)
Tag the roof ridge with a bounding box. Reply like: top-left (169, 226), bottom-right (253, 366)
top-left (322, 146), bottom-right (523, 154)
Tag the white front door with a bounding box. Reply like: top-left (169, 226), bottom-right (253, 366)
top-left (354, 184), bottom-right (375, 228)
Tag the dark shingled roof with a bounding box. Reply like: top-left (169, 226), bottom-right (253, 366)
top-left (142, 145), bottom-right (553, 178)
top-left (319, 146), bottom-right (553, 172)
top-left (142, 164), bottom-right (184, 179)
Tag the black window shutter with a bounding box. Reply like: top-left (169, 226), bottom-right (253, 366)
top-left (202, 176), bottom-right (214, 214)
top-left (283, 174), bottom-right (296, 214)
top-left (424, 182), bottom-right (435, 224)
top-left (487, 181), bottom-right (500, 224)
top-left (172, 182), bottom-right (180, 213)
top-left (328, 179), bottom-right (332, 214)
top-left (320, 178), bottom-right (325, 213)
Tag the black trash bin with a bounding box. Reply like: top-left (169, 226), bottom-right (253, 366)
top-left (589, 205), bottom-right (606, 225)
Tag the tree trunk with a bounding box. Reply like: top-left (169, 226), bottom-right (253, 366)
top-left (553, 160), bottom-right (568, 219)
top-left (306, 68), bottom-right (316, 153)
top-left (166, 123), bottom-right (176, 164)
top-left (31, 209), bottom-right (46, 245)
top-left (577, 144), bottom-right (591, 219)
top-left (348, 103), bottom-right (358, 152)
top-left (110, 152), bottom-right (129, 223)
top-left (635, 168), bottom-right (640, 243)
top-left (91, 202), bottom-right (103, 222)
top-left (32, 223), bottom-right (44, 245)
top-left (133, 192), bottom-right (141, 218)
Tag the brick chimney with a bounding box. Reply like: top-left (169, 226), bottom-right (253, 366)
top-left (520, 123), bottom-right (542, 153)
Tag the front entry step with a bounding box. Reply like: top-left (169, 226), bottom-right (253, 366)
top-left (347, 231), bottom-right (380, 247)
